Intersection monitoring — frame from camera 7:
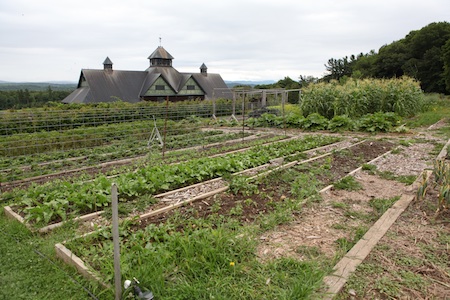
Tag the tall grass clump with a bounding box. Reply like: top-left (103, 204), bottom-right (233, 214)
top-left (301, 77), bottom-right (425, 119)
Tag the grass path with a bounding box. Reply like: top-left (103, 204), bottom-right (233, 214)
top-left (0, 212), bottom-right (105, 300)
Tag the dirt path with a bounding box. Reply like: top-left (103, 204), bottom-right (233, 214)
top-left (255, 126), bottom-right (449, 299)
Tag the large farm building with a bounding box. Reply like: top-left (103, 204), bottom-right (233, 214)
top-left (62, 46), bottom-right (231, 104)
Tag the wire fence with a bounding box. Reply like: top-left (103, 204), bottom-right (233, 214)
top-left (1, 90), bottom-right (298, 161)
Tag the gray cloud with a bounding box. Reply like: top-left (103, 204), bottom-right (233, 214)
top-left (0, 0), bottom-right (447, 82)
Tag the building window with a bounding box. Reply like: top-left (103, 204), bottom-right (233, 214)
top-left (155, 85), bottom-right (165, 90)
top-left (187, 85), bottom-right (195, 90)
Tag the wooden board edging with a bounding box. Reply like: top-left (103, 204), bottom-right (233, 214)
top-left (322, 170), bottom-right (433, 299)
top-left (55, 243), bottom-right (110, 289)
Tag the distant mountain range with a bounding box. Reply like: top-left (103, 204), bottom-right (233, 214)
top-left (0, 81), bottom-right (77, 91)
top-left (225, 80), bottom-right (276, 88)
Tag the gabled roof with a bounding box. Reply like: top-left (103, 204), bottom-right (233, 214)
top-left (145, 66), bottom-right (182, 92)
top-left (63, 69), bottom-right (148, 103)
top-left (192, 73), bottom-right (232, 99)
top-left (62, 86), bottom-right (90, 104)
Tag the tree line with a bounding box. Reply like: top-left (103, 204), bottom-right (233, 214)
top-left (322, 22), bottom-right (450, 94)
top-left (0, 86), bottom-right (72, 110)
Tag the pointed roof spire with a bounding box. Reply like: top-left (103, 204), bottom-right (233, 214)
top-left (200, 63), bottom-right (207, 75)
top-left (103, 56), bottom-right (113, 71)
top-left (148, 46), bottom-right (174, 67)
top-left (148, 47), bottom-right (174, 60)
top-left (103, 57), bottom-right (113, 65)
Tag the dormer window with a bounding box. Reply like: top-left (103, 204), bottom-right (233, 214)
top-left (155, 85), bottom-right (165, 90)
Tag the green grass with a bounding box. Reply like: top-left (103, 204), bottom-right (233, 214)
top-left (369, 196), bottom-right (400, 216)
top-left (377, 171), bottom-right (417, 185)
top-left (406, 94), bottom-right (450, 128)
top-left (66, 221), bottom-right (329, 299)
top-left (0, 211), bottom-right (108, 300)
top-left (361, 163), bottom-right (377, 173)
top-left (330, 201), bottom-right (349, 210)
top-left (333, 176), bottom-right (362, 191)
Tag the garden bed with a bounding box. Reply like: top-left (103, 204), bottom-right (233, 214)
top-left (3, 135), bottom-right (342, 231)
top-left (56, 139), bottom-right (397, 297)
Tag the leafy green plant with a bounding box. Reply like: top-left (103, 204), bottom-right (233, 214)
top-left (378, 171), bottom-right (416, 185)
top-left (416, 173), bottom-right (429, 200)
top-left (330, 201), bottom-right (349, 210)
top-left (228, 176), bottom-right (258, 196)
top-left (327, 115), bottom-right (355, 132)
top-left (229, 203), bottom-right (244, 216)
top-left (301, 113), bottom-right (329, 130)
top-left (357, 112), bottom-right (401, 132)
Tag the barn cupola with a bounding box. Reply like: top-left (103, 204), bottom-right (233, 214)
top-left (148, 46), bottom-right (174, 67)
top-left (103, 57), bottom-right (113, 72)
top-left (200, 63), bottom-right (207, 76)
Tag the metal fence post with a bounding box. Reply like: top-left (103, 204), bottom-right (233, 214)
top-left (112, 183), bottom-right (121, 300)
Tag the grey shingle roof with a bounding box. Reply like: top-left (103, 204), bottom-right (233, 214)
top-left (63, 70), bottom-right (148, 103)
top-left (147, 46), bottom-right (174, 60)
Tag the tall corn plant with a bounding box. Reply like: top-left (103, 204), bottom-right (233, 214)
top-left (301, 77), bottom-right (424, 119)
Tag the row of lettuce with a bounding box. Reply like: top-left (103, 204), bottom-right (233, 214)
top-left (2, 135), bottom-right (340, 227)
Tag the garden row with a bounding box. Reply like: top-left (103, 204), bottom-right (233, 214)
top-left (0, 128), bottom-right (254, 181)
top-left (1, 132), bottom-right (285, 190)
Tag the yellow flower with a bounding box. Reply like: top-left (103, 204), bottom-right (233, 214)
top-left (230, 261), bottom-right (235, 267)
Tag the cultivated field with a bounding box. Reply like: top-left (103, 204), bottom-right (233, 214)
top-left (1, 94), bottom-right (449, 299)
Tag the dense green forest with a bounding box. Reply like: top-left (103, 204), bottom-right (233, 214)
top-left (0, 86), bottom-right (73, 110)
top-left (254, 22), bottom-right (450, 96)
top-left (322, 21), bottom-right (450, 94)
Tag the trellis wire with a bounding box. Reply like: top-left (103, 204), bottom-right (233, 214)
top-left (1, 91), bottom-right (294, 161)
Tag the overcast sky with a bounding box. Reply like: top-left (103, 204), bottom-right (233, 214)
top-left (0, 0), bottom-right (448, 83)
